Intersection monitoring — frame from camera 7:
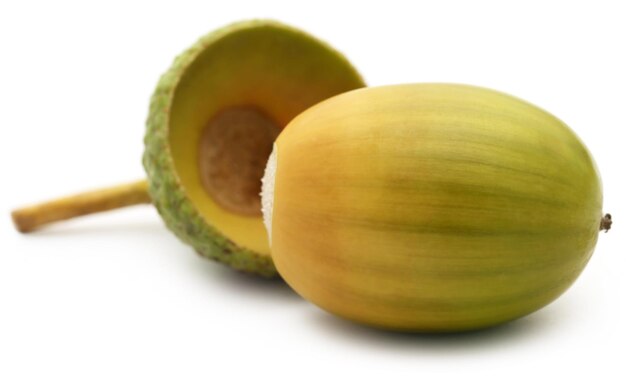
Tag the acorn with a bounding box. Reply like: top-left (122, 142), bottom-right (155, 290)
top-left (261, 83), bottom-right (610, 331)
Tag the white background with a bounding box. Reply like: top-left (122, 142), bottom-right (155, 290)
top-left (1, 1), bottom-right (625, 378)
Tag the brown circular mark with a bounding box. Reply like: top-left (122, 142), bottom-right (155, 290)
top-left (198, 106), bottom-right (281, 216)
top-left (600, 213), bottom-right (612, 232)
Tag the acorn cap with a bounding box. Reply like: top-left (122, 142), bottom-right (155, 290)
top-left (143, 20), bottom-right (365, 277)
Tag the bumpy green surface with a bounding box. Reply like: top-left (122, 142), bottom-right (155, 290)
top-left (143, 20), bottom-right (364, 277)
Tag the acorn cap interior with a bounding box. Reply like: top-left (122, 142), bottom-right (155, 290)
top-left (167, 21), bottom-right (364, 256)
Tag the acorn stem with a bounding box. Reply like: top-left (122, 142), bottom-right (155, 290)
top-left (11, 179), bottom-right (151, 233)
top-left (600, 213), bottom-right (612, 232)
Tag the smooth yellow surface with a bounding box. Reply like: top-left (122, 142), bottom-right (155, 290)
top-left (168, 23), bottom-right (363, 255)
top-left (271, 84), bottom-right (603, 331)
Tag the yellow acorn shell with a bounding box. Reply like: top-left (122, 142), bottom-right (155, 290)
top-left (263, 83), bottom-right (604, 332)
